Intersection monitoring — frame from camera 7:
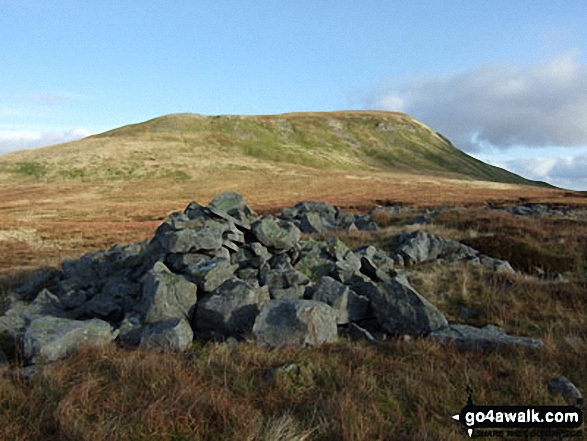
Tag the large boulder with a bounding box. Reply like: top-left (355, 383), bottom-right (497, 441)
top-left (394, 231), bottom-right (444, 265)
top-left (428, 324), bottom-right (543, 351)
top-left (184, 257), bottom-right (238, 293)
top-left (24, 316), bottom-right (117, 364)
top-left (251, 217), bottom-right (301, 252)
top-left (207, 192), bottom-right (258, 227)
top-left (156, 218), bottom-right (227, 254)
top-left (372, 278), bottom-right (448, 335)
top-left (253, 299), bottom-right (338, 346)
top-left (140, 262), bottom-right (198, 323)
top-left (140, 318), bottom-right (193, 352)
top-left (311, 276), bottom-right (369, 324)
top-left (193, 279), bottom-right (268, 340)
top-left (393, 231), bottom-right (478, 266)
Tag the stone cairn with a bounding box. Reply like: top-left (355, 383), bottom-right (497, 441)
top-left (0, 192), bottom-right (543, 366)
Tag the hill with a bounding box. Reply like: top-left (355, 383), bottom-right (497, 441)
top-left (1, 110), bottom-right (581, 278)
top-left (0, 111), bottom-right (544, 186)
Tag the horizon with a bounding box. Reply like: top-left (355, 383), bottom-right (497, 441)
top-left (1, 1), bottom-right (586, 189)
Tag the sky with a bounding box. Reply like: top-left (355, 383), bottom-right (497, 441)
top-left (1, 1), bottom-right (587, 190)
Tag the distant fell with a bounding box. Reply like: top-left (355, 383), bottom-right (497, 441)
top-left (0, 111), bottom-right (548, 187)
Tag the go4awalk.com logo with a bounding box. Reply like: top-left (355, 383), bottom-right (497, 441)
top-left (452, 386), bottom-right (583, 438)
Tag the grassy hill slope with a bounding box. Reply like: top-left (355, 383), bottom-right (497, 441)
top-left (0, 111), bottom-right (543, 186)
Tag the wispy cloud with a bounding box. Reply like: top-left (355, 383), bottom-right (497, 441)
top-left (367, 51), bottom-right (587, 152)
top-left (0, 92), bottom-right (93, 106)
top-left (0, 128), bottom-right (92, 155)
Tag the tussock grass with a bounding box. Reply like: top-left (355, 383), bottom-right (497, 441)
top-left (0, 330), bottom-right (582, 440)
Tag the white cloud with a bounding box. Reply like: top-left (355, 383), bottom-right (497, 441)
top-left (369, 51), bottom-right (587, 152)
top-left (481, 152), bottom-right (587, 191)
top-left (0, 128), bottom-right (91, 155)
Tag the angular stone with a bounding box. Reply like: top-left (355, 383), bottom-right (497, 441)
top-left (360, 256), bottom-right (391, 282)
top-left (395, 231), bottom-right (435, 265)
top-left (290, 202), bottom-right (339, 231)
top-left (298, 212), bottom-right (328, 233)
top-left (207, 247), bottom-right (231, 260)
top-left (262, 268), bottom-right (309, 289)
top-left (24, 316), bottom-right (117, 364)
top-left (373, 278), bottom-right (448, 335)
top-left (12, 268), bottom-right (62, 301)
top-left (193, 279), bottom-right (267, 339)
top-left (253, 299), bottom-right (338, 346)
top-left (82, 277), bottom-right (141, 322)
top-left (140, 318), bottom-right (193, 352)
top-left (547, 377), bottom-right (583, 405)
top-left (234, 242), bottom-right (271, 269)
top-left (157, 227), bottom-right (224, 254)
top-left (140, 262), bottom-right (198, 323)
top-left (207, 192), bottom-right (258, 226)
top-left (58, 286), bottom-right (89, 311)
top-left (116, 314), bottom-right (143, 346)
top-left (428, 324), bottom-right (544, 351)
top-left (294, 252), bottom-right (334, 282)
top-left (480, 256), bottom-right (515, 273)
top-left (352, 215), bottom-right (377, 231)
top-left (311, 276), bottom-right (369, 324)
top-left (164, 253), bottom-right (211, 273)
top-left (442, 239), bottom-right (478, 261)
top-left (184, 202), bottom-right (214, 221)
top-left (0, 289), bottom-right (74, 334)
top-left (268, 253), bottom-right (293, 270)
top-left (269, 286), bottom-right (306, 300)
top-left (184, 257), bottom-right (237, 293)
top-left (236, 267), bottom-right (259, 281)
top-left (346, 274), bottom-right (380, 303)
top-left (251, 217), bottom-right (301, 252)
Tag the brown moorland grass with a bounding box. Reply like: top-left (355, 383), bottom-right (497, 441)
top-left (1, 169), bottom-right (585, 275)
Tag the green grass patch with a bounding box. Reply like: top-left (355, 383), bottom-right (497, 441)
top-left (12, 161), bottom-right (48, 179)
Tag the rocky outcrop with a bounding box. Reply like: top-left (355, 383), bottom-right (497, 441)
top-left (2, 192), bottom-right (541, 365)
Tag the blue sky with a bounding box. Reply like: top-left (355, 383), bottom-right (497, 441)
top-left (1, 1), bottom-right (587, 189)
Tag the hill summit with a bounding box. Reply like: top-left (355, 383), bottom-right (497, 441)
top-left (0, 111), bottom-right (541, 186)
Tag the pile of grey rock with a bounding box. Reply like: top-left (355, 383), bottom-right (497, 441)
top-left (391, 230), bottom-right (514, 272)
top-left (279, 201), bottom-right (378, 233)
top-left (499, 204), bottom-right (568, 217)
top-left (0, 192), bottom-right (542, 366)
